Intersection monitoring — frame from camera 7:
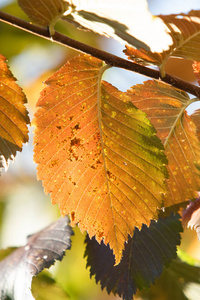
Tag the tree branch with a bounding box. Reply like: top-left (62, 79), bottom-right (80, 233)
top-left (0, 10), bottom-right (200, 98)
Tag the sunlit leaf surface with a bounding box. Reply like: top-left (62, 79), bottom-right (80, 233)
top-left (125, 11), bottom-right (200, 75)
top-left (0, 217), bottom-right (72, 300)
top-left (33, 54), bottom-right (167, 264)
top-left (0, 54), bottom-right (29, 173)
top-left (128, 80), bottom-right (200, 206)
top-left (18, 0), bottom-right (172, 52)
top-left (191, 109), bottom-right (200, 141)
top-left (85, 214), bottom-right (182, 300)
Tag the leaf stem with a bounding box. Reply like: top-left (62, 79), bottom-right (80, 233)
top-left (0, 10), bottom-right (200, 98)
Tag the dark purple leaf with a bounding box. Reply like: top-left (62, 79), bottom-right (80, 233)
top-left (182, 196), bottom-right (200, 240)
top-left (85, 214), bottom-right (182, 300)
top-left (0, 216), bottom-right (73, 300)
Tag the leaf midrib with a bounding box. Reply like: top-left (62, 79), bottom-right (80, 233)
top-left (163, 99), bottom-right (194, 148)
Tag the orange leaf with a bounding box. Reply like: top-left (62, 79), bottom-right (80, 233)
top-left (0, 54), bottom-right (29, 173)
top-left (33, 55), bottom-right (167, 264)
top-left (191, 109), bottom-right (200, 142)
top-left (193, 61), bottom-right (200, 85)
top-left (128, 80), bottom-right (200, 207)
top-left (125, 11), bottom-right (200, 76)
top-left (17, 0), bottom-right (70, 34)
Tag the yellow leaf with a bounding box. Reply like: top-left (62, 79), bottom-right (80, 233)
top-left (0, 54), bottom-right (29, 173)
top-left (33, 54), bottom-right (167, 264)
top-left (125, 11), bottom-right (200, 76)
top-left (128, 80), bottom-right (200, 206)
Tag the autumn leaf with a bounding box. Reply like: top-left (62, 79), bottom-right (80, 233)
top-left (0, 54), bottom-right (29, 174)
top-left (18, 0), bottom-right (172, 52)
top-left (17, 0), bottom-right (70, 35)
top-left (61, 0), bottom-right (172, 53)
top-left (127, 80), bottom-right (200, 207)
top-left (33, 54), bottom-right (167, 264)
top-left (193, 61), bottom-right (200, 85)
top-left (124, 11), bottom-right (200, 76)
top-left (0, 216), bottom-right (73, 300)
top-left (85, 214), bottom-right (182, 300)
top-left (191, 109), bottom-right (200, 142)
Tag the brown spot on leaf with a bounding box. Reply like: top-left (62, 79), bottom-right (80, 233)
top-left (71, 138), bottom-right (81, 147)
top-left (71, 212), bottom-right (75, 222)
top-left (74, 123), bottom-right (80, 130)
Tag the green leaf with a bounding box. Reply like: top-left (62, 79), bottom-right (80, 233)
top-left (84, 214), bottom-right (182, 300)
top-left (137, 258), bottom-right (200, 300)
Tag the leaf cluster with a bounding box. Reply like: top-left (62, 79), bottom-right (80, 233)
top-left (0, 1), bottom-right (200, 299)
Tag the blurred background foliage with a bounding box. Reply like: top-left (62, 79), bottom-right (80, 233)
top-left (0, 0), bottom-right (200, 299)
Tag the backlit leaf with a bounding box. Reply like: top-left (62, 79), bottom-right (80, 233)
top-left (191, 109), bottom-right (200, 141)
top-left (0, 54), bottom-right (29, 173)
top-left (62, 0), bottom-right (172, 53)
top-left (0, 216), bottom-right (73, 300)
top-left (17, 0), bottom-right (70, 34)
top-left (33, 54), bottom-right (167, 264)
top-left (127, 80), bottom-right (200, 207)
top-left (18, 0), bottom-right (172, 53)
top-left (85, 214), bottom-right (182, 300)
top-left (136, 258), bottom-right (200, 300)
top-left (125, 11), bottom-right (200, 76)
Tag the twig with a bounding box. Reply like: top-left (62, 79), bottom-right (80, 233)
top-left (0, 10), bottom-right (200, 98)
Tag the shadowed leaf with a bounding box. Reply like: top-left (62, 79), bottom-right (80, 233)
top-left (125, 11), bottom-right (200, 76)
top-left (0, 216), bottom-right (73, 300)
top-left (85, 214), bottom-right (182, 300)
top-left (127, 80), bottom-right (200, 207)
top-left (0, 54), bottom-right (29, 173)
top-left (33, 54), bottom-right (167, 264)
top-left (136, 258), bottom-right (200, 300)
